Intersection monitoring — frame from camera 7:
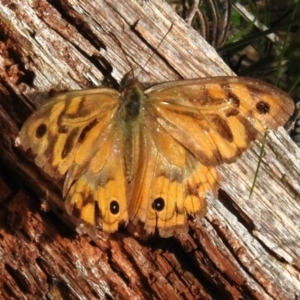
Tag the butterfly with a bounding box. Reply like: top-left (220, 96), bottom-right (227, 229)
top-left (19, 76), bottom-right (294, 237)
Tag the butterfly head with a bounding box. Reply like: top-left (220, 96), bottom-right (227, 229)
top-left (120, 70), bottom-right (146, 89)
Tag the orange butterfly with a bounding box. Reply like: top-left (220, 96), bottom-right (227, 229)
top-left (19, 76), bottom-right (294, 237)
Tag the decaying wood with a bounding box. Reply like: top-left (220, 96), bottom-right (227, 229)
top-left (0, 0), bottom-right (299, 299)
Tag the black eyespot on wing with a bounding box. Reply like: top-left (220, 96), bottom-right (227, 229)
top-left (152, 197), bottom-right (165, 212)
top-left (35, 123), bottom-right (47, 138)
top-left (110, 200), bottom-right (119, 215)
top-left (256, 101), bottom-right (270, 114)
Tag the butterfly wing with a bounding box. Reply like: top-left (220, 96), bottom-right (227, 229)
top-left (19, 88), bottom-right (129, 234)
top-left (128, 77), bottom-right (294, 237)
top-left (146, 77), bottom-right (294, 165)
top-left (128, 115), bottom-right (218, 237)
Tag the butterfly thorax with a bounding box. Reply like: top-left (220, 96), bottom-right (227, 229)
top-left (121, 82), bottom-right (144, 123)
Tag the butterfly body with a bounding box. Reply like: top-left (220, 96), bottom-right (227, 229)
top-left (19, 77), bottom-right (294, 237)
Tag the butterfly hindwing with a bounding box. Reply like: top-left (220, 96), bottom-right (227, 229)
top-left (65, 127), bottom-right (128, 234)
top-left (128, 105), bottom-right (219, 237)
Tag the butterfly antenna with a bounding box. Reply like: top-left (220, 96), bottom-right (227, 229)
top-left (135, 22), bottom-right (174, 80)
top-left (109, 21), bottom-right (174, 82)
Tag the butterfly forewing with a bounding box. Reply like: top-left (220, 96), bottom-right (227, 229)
top-left (20, 88), bottom-right (120, 177)
top-left (144, 77), bottom-right (294, 166)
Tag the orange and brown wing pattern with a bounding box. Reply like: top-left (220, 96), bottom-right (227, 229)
top-left (145, 77), bottom-right (294, 166)
top-left (19, 76), bottom-right (294, 238)
top-left (65, 127), bottom-right (128, 234)
top-left (128, 117), bottom-right (219, 237)
top-left (125, 77), bottom-right (294, 237)
top-left (19, 88), bottom-right (129, 233)
top-left (20, 88), bottom-right (120, 178)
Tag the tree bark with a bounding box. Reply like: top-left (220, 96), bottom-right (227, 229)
top-left (0, 0), bottom-right (299, 299)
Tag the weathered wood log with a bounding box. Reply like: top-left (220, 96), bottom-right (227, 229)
top-left (0, 0), bottom-right (299, 299)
